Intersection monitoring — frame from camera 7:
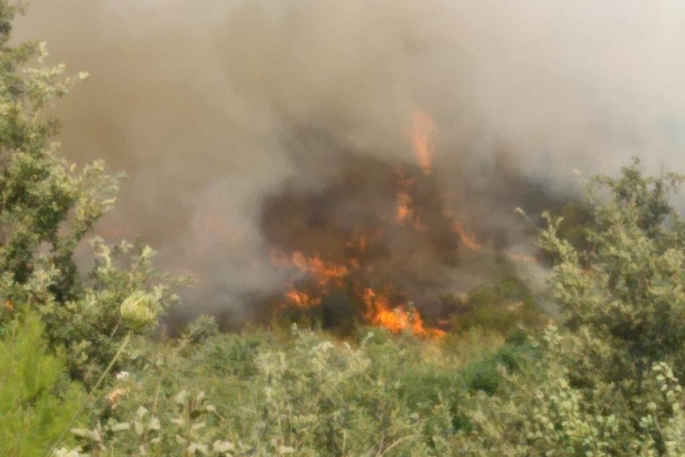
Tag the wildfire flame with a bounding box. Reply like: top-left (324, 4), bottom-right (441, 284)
top-left (394, 171), bottom-right (428, 231)
top-left (363, 289), bottom-right (445, 337)
top-left (395, 191), bottom-right (414, 224)
top-left (284, 288), bottom-right (322, 309)
top-left (393, 110), bottom-right (438, 230)
top-left (268, 109), bottom-right (456, 337)
top-left (290, 252), bottom-right (349, 287)
top-left (274, 248), bottom-right (445, 337)
top-left (410, 110), bottom-right (438, 176)
top-left (454, 222), bottom-right (482, 251)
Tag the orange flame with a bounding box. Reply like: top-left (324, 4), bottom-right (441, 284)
top-left (274, 250), bottom-right (348, 309)
top-left (410, 110), bottom-right (438, 176)
top-left (393, 172), bottom-right (428, 231)
top-left (395, 191), bottom-right (414, 224)
top-left (454, 222), bottom-right (482, 251)
top-left (270, 117), bottom-right (451, 337)
top-left (284, 287), bottom-right (322, 309)
top-left (273, 249), bottom-right (444, 337)
top-left (363, 288), bottom-right (444, 338)
top-left (272, 249), bottom-right (350, 287)
top-left (290, 251), bottom-right (349, 287)
top-left (346, 232), bottom-right (374, 269)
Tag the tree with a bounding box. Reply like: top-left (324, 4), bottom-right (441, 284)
top-left (455, 161), bottom-right (685, 456)
top-left (0, 1), bottom-right (179, 383)
top-left (0, 310), bottom-right (84, 457)
top-left (539, 160), bottom-right (685, 394)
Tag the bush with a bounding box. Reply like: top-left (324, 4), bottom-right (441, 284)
top-left (455, 162), bottom-right (685, 456)
top-left (452, 274), bottom-right (546, 337)
top-left (0, 1), bottom-right (180, 384)
top-left (55, 325), bottom-right (511, 456)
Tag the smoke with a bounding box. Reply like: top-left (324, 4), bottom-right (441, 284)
top-left (14, 0), bottom-right (685, 320)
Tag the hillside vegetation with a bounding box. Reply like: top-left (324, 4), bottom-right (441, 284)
top-left (2, 2), bottom-right (685, 456)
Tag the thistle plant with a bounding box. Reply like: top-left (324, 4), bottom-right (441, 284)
top-left (46, 291), bottom-right (160, 456)
top-left (120, 291), bottom-right (159, 332)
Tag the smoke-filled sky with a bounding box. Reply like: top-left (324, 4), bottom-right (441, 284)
top-left (14, 0), bottom-right (685, 317)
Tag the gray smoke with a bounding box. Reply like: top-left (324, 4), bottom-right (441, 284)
top-left (14, 0), bottom-right (685, 318)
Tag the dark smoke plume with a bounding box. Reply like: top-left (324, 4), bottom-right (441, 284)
top-left (14, 0), bottom-right (685, 323)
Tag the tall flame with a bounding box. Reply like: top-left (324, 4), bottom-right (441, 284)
top-left (454, 221), bottom-right (482, 251)
top-left (270, 109), bottom-right (449, 337)
top-left (394, 172), bottom-right (428, 231)
top-left (284, 288), bottom-right (322, 309)
top-left (290, 252), bottom-right (349, 287)
top-left (410, 110), bottom-right (438, 176)
top-left (272, 250), bottom-right (349, 288)
top-left (274, 250), bottom-right (351, 309)
top-left (395, 191), bottom-right (414, 224)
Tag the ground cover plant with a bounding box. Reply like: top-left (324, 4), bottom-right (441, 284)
top-left (0, 311), bottom-right (84, 457)
top-left (55, 324), bottom-right (527, 456)
top-left (3, 2), bottom-right (685, 456)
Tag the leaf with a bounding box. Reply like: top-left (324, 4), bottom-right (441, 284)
top-left (188, 443), bottom-right (209, 455)
top-left (190, 422), bottom-right (206, 433)
top-left (110, 422), bottom-right (131, 432)
top-left (213, 441), bottom-right (235, 453)
top-left (70, 428), bottom-right (92, 438)
top-left (174, 390), bottom-right (188, 405)
top-left (136, 405), bottom-right (149, 419)
top-left (148, 417), bottom-right (161, 431)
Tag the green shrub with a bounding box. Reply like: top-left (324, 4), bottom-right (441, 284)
top-left (456, 162), bottom-right (685, 455)
top-left (453, 274), bottom-right (546, 337)
top-left (55, 325), bottom-right (511, 456)
top-left (464, 361), bottom-right (501, 395)
top-left (0, 311), bottom-right (84, 457)
top-left (0, 0), bottom-right (181, 384)
top-left (182, 315), bottom-right (220, 344)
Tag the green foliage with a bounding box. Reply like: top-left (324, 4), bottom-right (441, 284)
top-left (459, 334), bottom-right (538, 396)
top-left (454, 274), bottom-right (545, 336)
top-left (539, 200), bottom-right (595, 265)
top-left (182, 315), bottom-right (220, 344)
top-left (272, 285), bottom-right (363, 337)
top-left (456, 162), bottom-right (685, 455)
top-left (53, 325), bottom-right (519, 456)
top-left (7, 1), bottom-right (685, 456)
top-left (455, 327), bottom-right (685, 456)
top-left (540, 159), bottom-right (685, 393)
top-left (0, 1), bottom-right (180, 383)
top-left (0, 310), bottom-right (84, 457)
top-left (202, 331), bottom-right (262, 378)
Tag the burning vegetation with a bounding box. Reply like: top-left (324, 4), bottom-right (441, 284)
top-left (100, 105), bottom-right (560, 337)
top-left (257, 111), bottom-right (505, 337)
